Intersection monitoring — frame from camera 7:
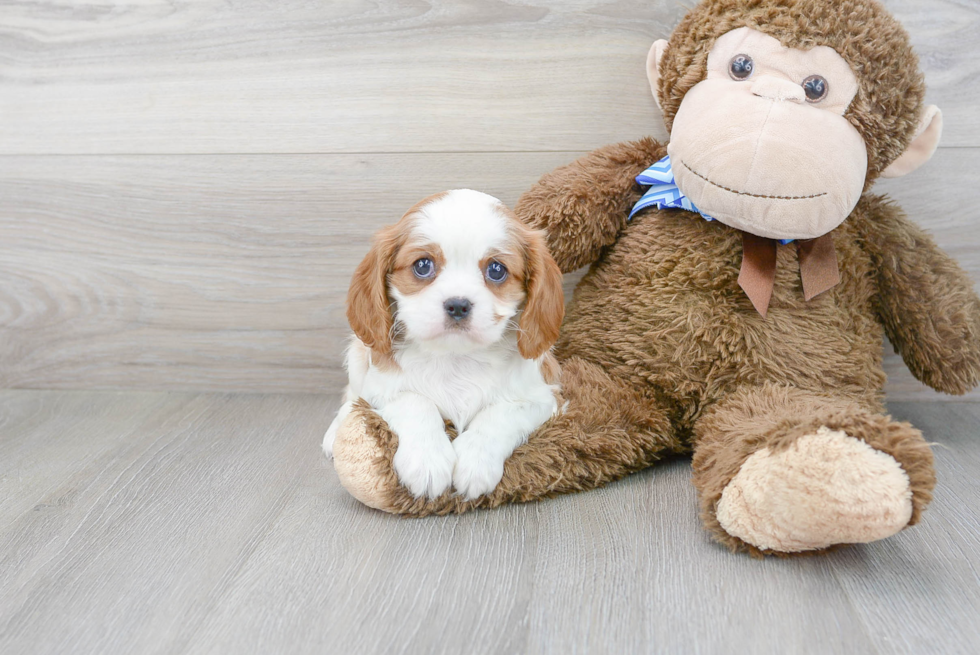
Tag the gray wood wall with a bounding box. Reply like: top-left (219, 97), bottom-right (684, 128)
top-left (1, 0), bottom-right (978, 399)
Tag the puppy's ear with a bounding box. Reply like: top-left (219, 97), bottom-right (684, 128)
top-left (518, 228), bottom-right (565, 359)
top-left (347, 224), bottom-right (401, 356)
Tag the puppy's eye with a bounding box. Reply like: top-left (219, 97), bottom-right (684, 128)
top-left (413, 258), bottom-right (435, 279)
top-left (729, 54), bottom-right (753, 81)
top-left (485, 260), bottom-right (508, 283)
top-left (802, 75), bottom-right (829, 103)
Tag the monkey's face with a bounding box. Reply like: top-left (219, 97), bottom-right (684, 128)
top-left (666, 27), bottom-right (866, 241)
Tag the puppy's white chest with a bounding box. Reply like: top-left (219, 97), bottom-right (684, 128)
top-left (401, 354), bottom-right (496, 429)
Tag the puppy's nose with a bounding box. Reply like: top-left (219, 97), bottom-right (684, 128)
top-left (444, 297), bottom-right (472, 321)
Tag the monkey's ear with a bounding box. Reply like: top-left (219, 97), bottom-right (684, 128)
top-left (881, 105), bottom-right (943, 179)
top-left (646, 39), bottom-right (669, 111)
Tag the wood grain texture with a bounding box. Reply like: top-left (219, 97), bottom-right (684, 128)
top-left (1, 391), bottom-right (978, 654)
top-left (0, 391), bottom-right (185, 525)
top-left (0, 152), bottom-right (575, 392)
top-left (1, 0), bottom-right (978, 398)
top-left (830, 402), bottom-right (980, 655)
top-left (3, 148), bottom-right (978, 397)
top-left (0, 391), bottom-right (337, 654)
top-left (0, 0), bottom-right (977, 154)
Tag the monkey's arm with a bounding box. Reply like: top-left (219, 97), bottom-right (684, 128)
top-left (514, 137), bottom-right (666, 273)
top-left (858, 198), bottom-right (980, 395)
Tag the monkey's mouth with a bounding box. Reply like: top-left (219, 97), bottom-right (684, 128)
top-left (678, 160), bottom-right (827, 201)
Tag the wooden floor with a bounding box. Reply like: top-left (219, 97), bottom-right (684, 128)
top-left (1, 390), bottom-right (977, 654)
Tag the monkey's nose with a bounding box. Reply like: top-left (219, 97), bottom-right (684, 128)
top-left (444, 297), bottom-right (472, 321)
top-left (750, 75), bottom-right (805, 104)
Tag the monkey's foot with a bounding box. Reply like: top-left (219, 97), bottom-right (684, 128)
top-left (715, 427), bottom-right (915, 552)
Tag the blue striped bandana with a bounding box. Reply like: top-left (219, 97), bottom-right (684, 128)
top-left (630, 155), bottom-right (793, 245)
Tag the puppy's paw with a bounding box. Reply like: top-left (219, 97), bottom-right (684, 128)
top-left (452, 431), bottom-right (506, 501)
top-left (392, 435), bottom-right (456, 499)
top-left (322, 422), bottom-right (338, 459)
top-left (323, 400), bottom-right (353, 460)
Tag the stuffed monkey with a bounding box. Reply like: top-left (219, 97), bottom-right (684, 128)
top-left (331, 0), bottom-right (980, 556)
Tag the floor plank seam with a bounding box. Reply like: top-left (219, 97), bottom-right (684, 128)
top-left (176, 478), bottom-right (302, 654)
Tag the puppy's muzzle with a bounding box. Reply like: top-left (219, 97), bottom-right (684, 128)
top-left (444, 297), bottom-right (472, 322)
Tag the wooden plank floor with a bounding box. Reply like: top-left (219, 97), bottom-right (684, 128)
top-left (1, 391), bottom-right (978, 654)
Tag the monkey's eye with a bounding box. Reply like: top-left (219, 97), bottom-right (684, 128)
top-left (728, 54), bottom-right (754, 80)
top-left (485, 260), bottom-right (508, 283)
top-left (802, 75), bottom-right (829, 103)
top-left (413, 258), bottom-right (435, 279)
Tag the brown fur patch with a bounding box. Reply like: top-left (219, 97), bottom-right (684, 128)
top-left (368, 347), bottom-right (400, 373)
top-left (485, 204), bottom-right (566, 359)
top-left (515, 225), bottom-right (565, 360)
top-left (346, 216), bottom-right (416, 356)
top-left (860, 198), bottom-right (980, 395)
top-left (540, 351), bottom-right (561, 386)
top-left (515, 138), bottom-right (667, 273)
top-left (389, 243), bottom-right (445, 296)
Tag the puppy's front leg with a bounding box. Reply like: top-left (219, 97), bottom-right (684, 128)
top-left (380, 393), bottom-right (456, 499)
top-left (453, 399), bottom-right (557, 500)
top-left (322, 399), bottom-right (352, 459)
top-left (323, 343), bottom-right (369, 459)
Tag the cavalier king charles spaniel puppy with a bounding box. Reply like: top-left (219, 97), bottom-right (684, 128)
top-left (323, 189), bottom-right (565, 500)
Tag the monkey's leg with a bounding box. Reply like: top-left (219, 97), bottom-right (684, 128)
top-left (331, 356), bottom-right (682, 516)
top-left (691, 384), bottom-right (935, 556)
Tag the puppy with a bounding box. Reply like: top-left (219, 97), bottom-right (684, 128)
top-left (323, 189), bottom-right (565, 500)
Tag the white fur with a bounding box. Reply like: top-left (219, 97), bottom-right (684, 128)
top-left (323, 190), bottom-right (560, 500)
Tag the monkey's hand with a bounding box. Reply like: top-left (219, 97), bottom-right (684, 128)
top-left (514, 137), bottom-right (666, 273)
top-left (859, 197), bottom-right (980, 395)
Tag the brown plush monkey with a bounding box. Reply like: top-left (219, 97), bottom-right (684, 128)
top-left (330, 0), bottom-right (980, 556)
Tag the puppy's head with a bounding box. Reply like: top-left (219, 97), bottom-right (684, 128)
top-left (347, 189), bottom-right (564, 359)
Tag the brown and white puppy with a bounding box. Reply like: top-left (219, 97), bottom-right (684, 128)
top-left (323, 189), bottom-right (564, 500)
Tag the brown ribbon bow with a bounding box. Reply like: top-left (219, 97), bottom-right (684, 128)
top-left (737, 232), bottom-right (840, 317)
